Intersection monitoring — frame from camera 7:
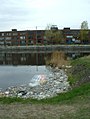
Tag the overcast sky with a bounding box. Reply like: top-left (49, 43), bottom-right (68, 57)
top-left (0, 0), bottom-right (90, 31)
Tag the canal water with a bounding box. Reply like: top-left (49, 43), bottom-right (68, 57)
top-left (0, 53), bottom-right (51, 90)
top-left (0, 52), bottom-right (90, 90)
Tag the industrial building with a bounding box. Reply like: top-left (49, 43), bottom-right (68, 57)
top-left (0, 27), bottom-right (90, 46)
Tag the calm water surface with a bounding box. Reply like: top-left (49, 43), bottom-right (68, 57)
top-left (0, 65), bottom-right (51, 90)
top-left (0, 53), bottom-right (51, 90)
top-left (0, 52), bottom-right (89, 90)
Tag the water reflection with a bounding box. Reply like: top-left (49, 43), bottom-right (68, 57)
top-left (0, 52), bottom-right (90, 90)
top-left (0, 65), bottom-right (51, 90)
top-left (0, 53), bottom-right (47, 65)
top-left (0, 53), bottom-right (52, 90)
top-left (0, 52), bottom-right (90, 65)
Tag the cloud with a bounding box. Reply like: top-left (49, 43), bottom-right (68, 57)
top-left (0, 0), bottom-right (90, 30)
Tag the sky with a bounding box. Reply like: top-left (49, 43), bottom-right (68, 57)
top-left (0, 0), bottom-right (90, 31)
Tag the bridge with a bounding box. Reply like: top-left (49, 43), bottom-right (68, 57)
top-left (0, 45), bottom-right (90, 54)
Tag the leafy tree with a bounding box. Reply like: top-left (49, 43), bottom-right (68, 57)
top-left (81, 21), bottom-right (88, 29)
top-left (45, 25), bottom-right (64, 44)
top-left (79, 21), bottom-right (89, 43)
top-left (79, 30), bottom-right (88, 40)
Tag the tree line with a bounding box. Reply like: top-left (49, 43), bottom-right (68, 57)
top-left (44, 21), bottom-right (89, 44)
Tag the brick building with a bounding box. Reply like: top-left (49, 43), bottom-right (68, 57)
top-left (0, 28), bottom-right (90, 46)
top-left (0, 29), bottom-right (45, 46)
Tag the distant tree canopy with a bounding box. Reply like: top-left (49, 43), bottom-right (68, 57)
top-left (45, 25), bottom-right (64, 44)
top-left (81, 21), bottom-right (88, 29)
top-left (78, 21), bottom-right (89, 43)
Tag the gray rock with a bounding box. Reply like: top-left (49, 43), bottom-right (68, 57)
top-left (1, 67), bottom-right (70, 100)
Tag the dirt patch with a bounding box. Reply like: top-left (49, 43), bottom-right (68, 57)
top-left (0, 104), bottom-right (77, 119)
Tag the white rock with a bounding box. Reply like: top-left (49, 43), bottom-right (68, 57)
top-left (17, 93), bottom-right (22, 97)
top-left (66, 65), bottom-right (72, 68)
top-left (5, 91), bottom-right (9, 95)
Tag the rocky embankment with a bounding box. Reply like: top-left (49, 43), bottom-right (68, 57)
top-left (0, 67), bottom-right (70, 100)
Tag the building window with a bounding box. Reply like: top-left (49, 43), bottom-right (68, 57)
top-left (28, 40), bottom-right (34, 44)
top-left (6, 41), bottom-right (11, 44)
top-left (28, 35), bottom-right (33, 39)
top-left (20, 40), bottom-right (26, 45)
top-left (0, 37), bottom-right (4, 40)
top-left (12, 32), bottom-right (18, 36)
top-left (5, 37), bottom-right (11, 40)
top-left (0, 41), bottom-right (4, 45)
top-left (66, 36), bottom-right (73, 38)
top-left (37, 35), bottom-right (41, 39)
top-left (12, 36), bottom-right (18, 40)
top-left (0, 33), bottom-right (2, 36)
top-left (6, 33), bottom-right (11, 36)
top-left (2, 33), bottom-right (4, 36)
top-left (20, 36), bottom-right (26, 40)
top-left (20, 32), bottom-right (26, 35)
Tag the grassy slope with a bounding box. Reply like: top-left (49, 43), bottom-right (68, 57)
top-left (68, 55), bottom-right (90, 86)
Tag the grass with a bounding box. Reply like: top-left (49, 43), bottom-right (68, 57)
top-left (0, 82), bottom-right (90, 104)
top-left (71, 55), bottom-right (90, 68)
top-left (68, 55), bottom-right (90, 86)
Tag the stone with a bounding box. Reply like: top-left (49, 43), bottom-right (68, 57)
top-left (17, 93), bottom-right (22, 97)
top-left (0, 92), bottom-right (5, 97)
top-left (0, 67), bottom-right (70, 100)
top-left (66, 65), bottom-right (72, 68)
top-left (5, 91), bottom-right (9, 95)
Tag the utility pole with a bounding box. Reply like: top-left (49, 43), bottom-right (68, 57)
top-left (36, 26), bottom-right (38, 71)
top-left (36, 26), bottom-right (37, 44)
